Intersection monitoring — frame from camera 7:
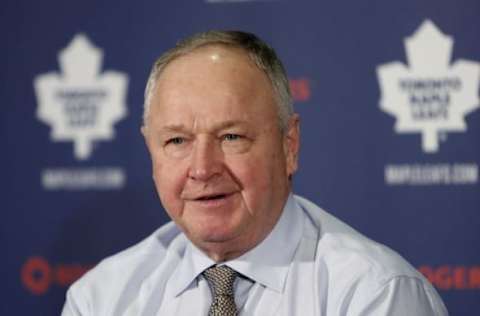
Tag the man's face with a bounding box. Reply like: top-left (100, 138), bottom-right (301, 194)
top-left (143, 46), bottom-right (299, 261)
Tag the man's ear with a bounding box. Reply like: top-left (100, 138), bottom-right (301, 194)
top-left (284, 113), bottom-right (300, 177)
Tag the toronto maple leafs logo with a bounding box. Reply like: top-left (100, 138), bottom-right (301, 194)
top-left (377, 20), bottom-right (480, 153)
top-left (34, 34), bottom-right (128, 160)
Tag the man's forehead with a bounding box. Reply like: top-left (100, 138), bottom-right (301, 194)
top-left (179, 43), bottom-right (251, 62)
top-left (146, 43), bottom-right (278, 132)
top-left (151, 46), bottom-right (273, 106)
top-left (158, 45), bottom-right (255, 80)
top-left (189, 44), bottom-right (250, 60)
top-left (150, 96), bottom-right (263, 127)
top-left (148, 95), bottom-right (277, 134)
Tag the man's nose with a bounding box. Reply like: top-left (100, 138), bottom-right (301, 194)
top-left (188, 138), bottom-right (223, 181)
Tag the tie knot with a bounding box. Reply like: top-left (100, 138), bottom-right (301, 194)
top-left (203, 265), bottom-right (237, 296)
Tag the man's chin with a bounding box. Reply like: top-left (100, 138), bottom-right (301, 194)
top-left (191, 232), bottom-right (247, 262)
top-left (188, 226), bottom-right (244, 248)
top-left (194, 229), bottom-right (239, 244)
top-left (184, 216), bottom-right (244, 242)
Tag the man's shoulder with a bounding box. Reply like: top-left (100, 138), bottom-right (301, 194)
top-left (294, 194), bottom-right (448, 315)
top-left (294, 195), bottom-right (423, 283)
top-left (69, 221), bottom-right (185, 295)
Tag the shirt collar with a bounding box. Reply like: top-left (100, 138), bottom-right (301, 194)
top-left (170, 194), bottom-right (304, 296)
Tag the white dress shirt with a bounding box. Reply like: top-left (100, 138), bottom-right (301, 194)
top-left (62, 194), bottom-right (448, 315)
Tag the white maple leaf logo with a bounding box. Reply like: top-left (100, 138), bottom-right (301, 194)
top-left (34, 34), bottom-right (128, 160)
top-left (377, 20), bottom-right (480, 153)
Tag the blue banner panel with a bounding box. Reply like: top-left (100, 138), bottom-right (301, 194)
top-left (2, 0), bottom-right (479, 315)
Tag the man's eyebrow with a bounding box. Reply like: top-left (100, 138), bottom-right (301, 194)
top-left (214, 120), bottom-right (249, 130)
top-left (159, 124), bottom-right (189, 133)
top-left (158, 120), bottom-right (249, 133)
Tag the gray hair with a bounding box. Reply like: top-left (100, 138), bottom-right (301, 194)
top-left (143, 30), bottom-right (293, 131)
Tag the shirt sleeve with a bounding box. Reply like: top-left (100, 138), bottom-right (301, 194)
top-left (353, 276), bottom-right (449, 316)
top-left (61, 286), bottom-right (88, 316)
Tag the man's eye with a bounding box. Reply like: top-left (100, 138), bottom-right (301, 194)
top-left (166, 137), bottom-right (184, 145)
top-left (223, 134), bottom-right (241, 141)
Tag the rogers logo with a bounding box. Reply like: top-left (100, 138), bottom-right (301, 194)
top-left (419, 265), bottom-right (480, 290)
top-left (289, 78), bottom-right (311, 102)
top-left (21, 256), bottom-right (93, 295)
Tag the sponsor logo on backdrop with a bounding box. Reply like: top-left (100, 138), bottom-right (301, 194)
top-left (289, 77), bottom-right (311, 102)
top-left (419, 265), bottom-right (480, 290)
top-left (21, 256), bottom-right (92, 295)
top-left (22, 255), bottom-right (479, 295)
top-left (384, 163), bottom-right (478, 185)
top-left (35, 34), bottom-right (128, 160)
top-left (34, 34), bottom-right (128, 190)
top-left (376, 20), bottom-right (480, 186)
top-left (377, 20), bottom-right (480, 153)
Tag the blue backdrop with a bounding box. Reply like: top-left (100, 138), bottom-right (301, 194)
top-left (2, 0), bottom-right (479, 315)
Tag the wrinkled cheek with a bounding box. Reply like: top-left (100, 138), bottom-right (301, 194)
top-left (156, 184), bottom-right (185, 221)
top-left (236, 167), bottom-right (272, 214)
top-left (151, 164), bottom-right (185, 218)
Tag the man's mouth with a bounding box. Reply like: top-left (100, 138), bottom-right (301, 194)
top-left (196, 193), bottom-right (229, 201)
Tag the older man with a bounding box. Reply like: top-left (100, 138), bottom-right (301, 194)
top-left (62, 31), bottom-right (448, 315)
